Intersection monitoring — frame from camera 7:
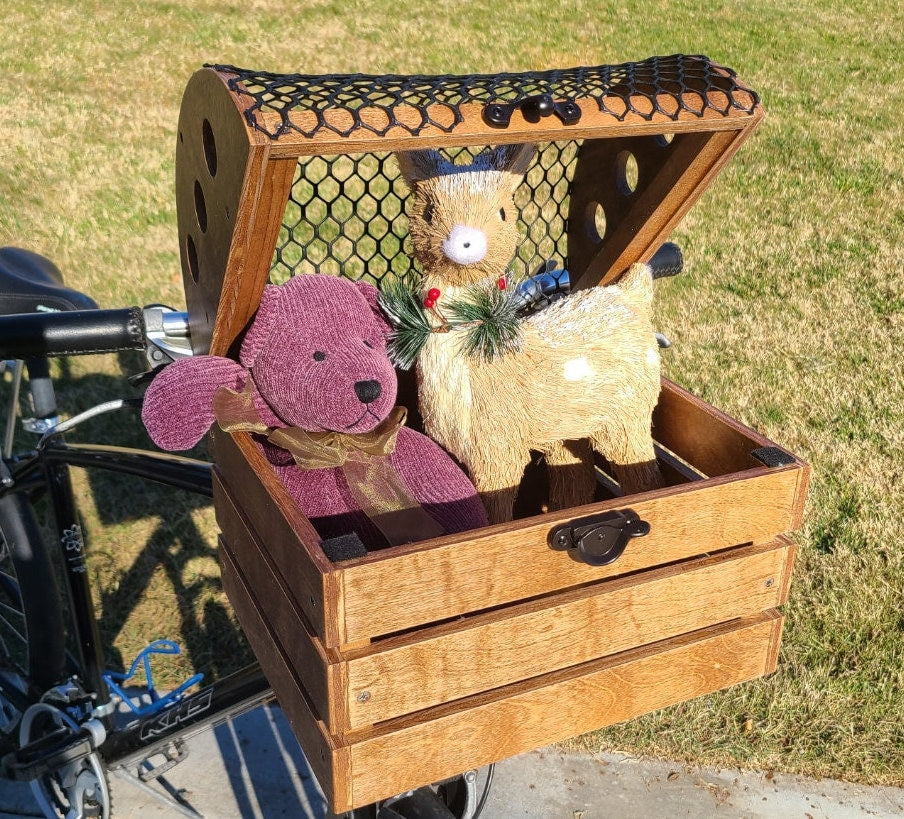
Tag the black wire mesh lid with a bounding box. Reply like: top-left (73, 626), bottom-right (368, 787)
top-left (205, 54), bottom-right (760, 141)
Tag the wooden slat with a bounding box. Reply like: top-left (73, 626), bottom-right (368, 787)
top-left (654, 378), bottom-right (806, 478)
top-left (254, 100), bottom-right (758, 159)
top-left (218, 525), bottom-right (341, 732)
top-left (653, 443), bottom-right (706, 483)
top-left (217, 534), bottom-right (352, 810)
top-left (342, 540), bottom-right (794, 728)
top-left (208, 57), bottom-right (761, 160)
top-left (342, 612), bottom-right (783, 810)
top-left (207, 150), bottom-right (297, 357)
top-left (222, 539), bottom-right (783, 814)
top-left (211, 378), bottom-right (806, 647)
top-left (211, 430), bottom-right (340, 645)
top-left (335, 466), bottom-right (802, 645)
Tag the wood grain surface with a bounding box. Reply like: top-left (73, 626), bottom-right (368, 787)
top-left (221, 554), bottom-right (783, 815)
top-left (340, 539), bottom-right (794, 728)
top-left (212, 382), bottom-right (807, 648)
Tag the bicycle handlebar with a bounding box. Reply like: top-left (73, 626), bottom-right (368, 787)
top-left (0, 307), bottom-right (146, 359)
top-left (0, 244), bottom-right (683, 362)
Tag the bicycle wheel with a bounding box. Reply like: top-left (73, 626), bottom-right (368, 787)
top-left (0, 490), bottom-right (68, 746)
top-left (343, 769), bottom-right (492, 819)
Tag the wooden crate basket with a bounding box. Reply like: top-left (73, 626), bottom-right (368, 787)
top-left (174, 55), bottom-right (809, 812)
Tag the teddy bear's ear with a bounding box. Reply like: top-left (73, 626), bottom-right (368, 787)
top-left (240, 284), bottom-right (282, 366)
top-left (354, 280), bottom-right (393, 338)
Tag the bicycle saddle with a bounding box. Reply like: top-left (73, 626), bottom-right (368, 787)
top-left (0, 246), bottom-right (98, 316)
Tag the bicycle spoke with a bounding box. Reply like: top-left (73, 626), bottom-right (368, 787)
top-left (0, 598), bottom-right (27, 630)
top-left (0, 561), bottom-right (28, 675)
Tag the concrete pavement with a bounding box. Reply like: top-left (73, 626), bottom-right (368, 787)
top-left (1, 703), bottom-right (902, 818)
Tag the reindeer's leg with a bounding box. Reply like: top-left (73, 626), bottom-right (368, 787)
top-left (541, 439), bottom-right (596, 512)
top-left (590, 419), bottom-right (663, 496)
top-left (611, 458), bottom-right (664, 496)
top-left (468, 446), bottom-right (531, 525)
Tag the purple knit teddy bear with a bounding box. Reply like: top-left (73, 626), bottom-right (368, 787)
top-left (141, 274), bottom-right (487, 557)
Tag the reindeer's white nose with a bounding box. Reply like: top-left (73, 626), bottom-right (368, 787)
top-left (442, 224), bottom-right (488, 266)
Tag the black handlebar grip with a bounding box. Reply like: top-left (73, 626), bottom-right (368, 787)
top-left (648, 242), bottom-right (684, 279)
top-left (0, 307), bottom-right (146, 359)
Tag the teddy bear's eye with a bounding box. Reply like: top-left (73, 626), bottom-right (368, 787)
top-left (423, 202), bottom-right (434, 224)
top-left (499, 208), bottom-right (507, 221)
top-left (313, 351), bottom-right (326, 361)
top-left (363, 340), bottom-right (374, 349)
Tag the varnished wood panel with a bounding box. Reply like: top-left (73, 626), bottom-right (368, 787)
top-left (568, 123), bottom-right (761, 289)
top-left (225, 554), bottom-right (782, 816)
top-left (212, 381), bottom-right (805, 648)
top-left (342, 540), bottom-right (794, 727)
top-left (342, 612), bottom-right (783, 810)
top-left (568, 132), bottom-right (692, 286)
top-left (654, 379), bottom-right (809, 480)
top-left (335, 467), bottom-right (802, 645)
top-left (218, 523), bottom-right (341, 732)
top-left (212, 429), bottom-right (339, 645)
top-left (217, 534), bottom-right (352, 810)
top-left (176, 68), bottom-right (297, 357)
top-left (176, 68), bottom-right (252, 355)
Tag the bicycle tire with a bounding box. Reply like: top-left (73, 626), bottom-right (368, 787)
top-left (0, 491), bottom-right (68, 737)
top-left (342, 769), bottom-right (491, 819)
top-left (343, 787), bottom-right (456, 819)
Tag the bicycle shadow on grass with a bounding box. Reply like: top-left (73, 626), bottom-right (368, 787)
top-left (51, 354), bottom-right (256, 685)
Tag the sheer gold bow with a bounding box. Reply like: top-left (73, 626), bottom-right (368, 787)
top-left (213, 382), bottom-right (445, 548)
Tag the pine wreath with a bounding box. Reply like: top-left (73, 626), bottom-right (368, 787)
top-left (379, 273), bottom-right (524, 368)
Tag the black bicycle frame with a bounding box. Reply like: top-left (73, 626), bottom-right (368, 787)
top-left (3, 436), bottom-right (274, 767)
top-left (102, 662), bottom-right (274, 766)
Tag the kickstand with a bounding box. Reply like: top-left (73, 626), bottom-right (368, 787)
top-left (112, 759), bottom-right (204, 818)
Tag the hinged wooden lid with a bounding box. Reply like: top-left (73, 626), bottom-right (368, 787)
top-left (175, 55), bottom-right (763, 355)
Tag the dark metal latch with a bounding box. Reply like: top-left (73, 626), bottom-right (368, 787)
top-left (483, 94), bottom-right (582, 128)
top-left (549, 508), bottom-right (650, 566)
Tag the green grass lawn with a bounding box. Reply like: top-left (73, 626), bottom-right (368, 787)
top-left (1, 0), bottom-right (902, 788)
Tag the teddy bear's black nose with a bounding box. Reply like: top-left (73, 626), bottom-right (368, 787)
top-left (354, 379), bottom-right (382, 404)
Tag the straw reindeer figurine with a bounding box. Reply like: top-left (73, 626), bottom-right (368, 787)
top-left (393, 144), bottom-right (664, 524)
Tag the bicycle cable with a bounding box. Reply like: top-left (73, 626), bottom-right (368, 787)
top-left (38, 398), bottom-right (142, 444)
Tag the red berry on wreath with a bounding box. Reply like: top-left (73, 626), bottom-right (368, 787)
top-left (497, 276), bottom-right (507, 290)
top-left (427, 287), bottom-right (441, 301)
top-left (423, 297), bottom-right (435, 309)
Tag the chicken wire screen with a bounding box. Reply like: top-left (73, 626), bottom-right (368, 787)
top-left (210, 54), bottom-right (757, 141)
top-left (269, 142), bottom-right (580, 286)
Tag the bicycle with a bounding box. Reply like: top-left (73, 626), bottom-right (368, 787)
top-left (0, 245), bottom-right (493, 819)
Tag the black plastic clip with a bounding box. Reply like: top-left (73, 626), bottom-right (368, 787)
top-left (483, 94), bottom-right (582, 128)
top-left (548, 508), bottom-right (650, 567)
